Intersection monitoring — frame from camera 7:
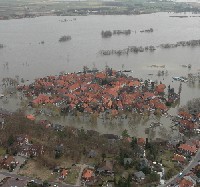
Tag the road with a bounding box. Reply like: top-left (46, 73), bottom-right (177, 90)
top-left (159, 148), bottom-right (200, 187)
top-left (75, 164), bottom-right (87, 186)
top-left (0, 171), bottom-right (80, 187)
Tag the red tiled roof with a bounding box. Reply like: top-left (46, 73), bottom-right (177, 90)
top-left (69, 83), bottom-right (80, 91)
top-left (178, 111), bottom-right (193, 119)
top-left (128, 81), bottom-right (140, 87)
top-left (180, 120), bottom-right (197, 129)
top-left (155, 84), bottom-right (166, 93)
top-left (173, 154), bottom-right (186, 162)
top-left (111, 109), bottom-right (118, 116)
top-left (32, 94), bottom-right (50, 104)
top-left (95, 73), bottom-right (106, 79)
top-left (61, 169), bottom-right (68, 177)
top-left (155, 102), bottom-right (168, 111)
top-left (143, 92), bottom-right (155, 100)
top-left (179, 178), bottom-right (194, 187)
top-left (178, 144), bottom-right (197, 153)
top-left (82, 169), bottom-right (93, 179)
top-left (26, 114), bottom-right (35, 121)
top-left (137, 138), bottom-right (146, 146)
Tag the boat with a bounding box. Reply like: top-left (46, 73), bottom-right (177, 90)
top-left (172, 77), bottom-right (180, 81)
top-left (123, 70), bottom-right (132, 73)
top-left (0, 94), bottom-right (4, 98)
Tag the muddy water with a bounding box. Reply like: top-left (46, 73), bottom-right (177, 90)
top-left (0, 12), bottom-right (200, 138)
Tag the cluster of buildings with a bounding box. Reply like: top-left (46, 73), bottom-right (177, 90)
top-left (177, 111), bottom-right (200, 135)
top-left (18, 69), bottom-right (179, 116)
top-left (178, 172), bottom-right (200, 187)
top-left (167, 110), bottom-right (200, 165)
top-left (80, 160), bottom-right (114, 186)
top-left (0, 134), bottom-right (43, 173)
top-left (165, 110), bottom-right (200, 187)
top-left (15, 134), bottom-right (44, 158)
top-left (170, 163), bottom-right (200, 187)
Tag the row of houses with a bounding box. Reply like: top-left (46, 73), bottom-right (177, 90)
top-left (177, 111), bottom-right (200, 133)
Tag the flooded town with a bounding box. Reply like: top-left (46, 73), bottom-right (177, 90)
top-left (0, 0), bottom-right (200, 187)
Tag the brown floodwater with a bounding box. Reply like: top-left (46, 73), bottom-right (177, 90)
top-left (0, 12), bottom-right (200, 138)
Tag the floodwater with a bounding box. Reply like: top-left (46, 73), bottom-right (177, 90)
top-left (0, 12), bottom-right (200, 138)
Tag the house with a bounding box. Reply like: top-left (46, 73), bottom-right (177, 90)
top-left (18, 144), bottom-right (44, 158)
top-left (152, 163), bottom-right (163, 173)
top-left (138, 158), bottom-right (149, 170)
top-left (178, 144), bottom-right (197, 156)
top-left (55, 144), bottom-right (64, 156)
top-left (1, 156), bottom-right (18, 171)
top-left (178, 178), bottom-right (195, 187)
top-left (124, 158), bottom-right (133, 166)
top-left (82, 168), bottom-right (95, 182)
top-left (26, 114), bottom-right (35, 121)
top-left (133, 171), bottom-right (145, 182)
top-left (135, 146), bottom-right (146, 158)
top-left (186, 139), bottom-right (200, 148)
top-left (52, 124), bottom-right (64, 131)
top-left (88, 150), bottom-right (97, 158)
top-left (178, 111), bottom-right (193, 121)
top-left (16, 134), bottom-right (30, 146)
top-left (172, 154), bottom-right (186, 164)
top-left (59, 169), bottom-right (68, 180)
top-left (155, 84), bottom-right (166, 94)
top-left (183, 175), bottom-right (197, 186)
top-left (97, 160), bottom-right (114, 174)
top-left (137, 138), bottom-right (146, 147)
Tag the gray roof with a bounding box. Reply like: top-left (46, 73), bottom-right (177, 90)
top-left (134, 171), bottom-right (145, 179)
top-left (88, 150), bottom-right (96, 158)
top-left (124, 158), bottom-right (133, 165)
top-left (184, 176), bottom-right (197, 185)
top-left (97, 160), bottom-right (113, 172)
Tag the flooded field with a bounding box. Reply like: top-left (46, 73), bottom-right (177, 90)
top-left (0, 12), bottom-right (200, 138)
